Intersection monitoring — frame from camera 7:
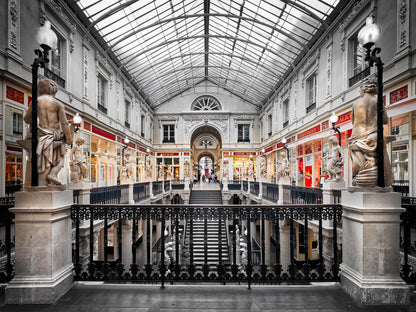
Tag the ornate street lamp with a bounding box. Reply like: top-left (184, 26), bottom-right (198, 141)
top-left (31, 21), bottom-right (58, 186)
top-left (122, 137), bottom-right (130, 166)
top-left (329, 112), bottom-right (341, 147)
top-left (357, 16), bottom-right (384, 187)
top-left (73, 113), bottom-right (82, 133)
top-left (282, 138), bottom-right (289, 161)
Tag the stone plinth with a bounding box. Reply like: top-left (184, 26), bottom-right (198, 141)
top-left (6, 189), bottom-right (74, 304)
top-left (340, 189), bottom-right (410, 306)
top-left (323, 181), bottom-right (345, 204)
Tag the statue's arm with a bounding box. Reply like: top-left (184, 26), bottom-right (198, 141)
top-left (24, 103), bottom-right (32, 124)
top-left (58, 102), bottom-right (72, 145)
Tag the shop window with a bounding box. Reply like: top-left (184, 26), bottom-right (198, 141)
top-left (392, 146), bottom-right (408, 182)
top-left (306, 74), bottom-right (316, 113)
top-left (391, 114), bottom-right (409, 137)
top-left (125, 99), bottom-right (131, 128)
top-left (163, 125), bottom-right (175, 143)
top-left (5, 152), bottom-right (23, 185)
top-left (238, 124), bottom-right (250, 142)
top-left (12, 112), bottom-right (23, 136)
top-left (97, 74), bottom-right (107, 114)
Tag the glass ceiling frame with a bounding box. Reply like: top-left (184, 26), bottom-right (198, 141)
top-left (74, 0), bottom-right (342, 109)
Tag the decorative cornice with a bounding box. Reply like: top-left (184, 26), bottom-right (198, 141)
top-left (338, 0), bottom-right (371, 32)
top-left (43, 0), bottom-right (77, 33)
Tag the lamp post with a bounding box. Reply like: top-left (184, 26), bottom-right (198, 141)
top-left (329, 112), bottom-right (341, 147)
top-left (357, 16), bottom-right (384, 188)
top-left (31, 21), bottom-right (58, 186)
top-left (282, 138), bottom-right (289, 161)
top-left (122, 137), bottom-right (130, 167)
top-left (73, 113), bottom-right (82, 133)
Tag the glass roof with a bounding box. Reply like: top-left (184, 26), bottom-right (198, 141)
top-left (75, 0), bottom-right (341, 109)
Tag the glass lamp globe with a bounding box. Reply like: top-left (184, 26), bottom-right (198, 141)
top-left (125, 137), bottom-right (130, 144)
top-left (146, 147), bottom-right (150, 153)
top-left (261, 148), bottom-right (265, 154)
top-left (36, 20), bottom-right (58, 51)
top-left (357, 16), bottom-right (381, 47)
top-left (329, 112), bottom-right (338, 125)
top-left (73, 112), bottom-right (82, 125)
top-left (282, 137), bottom-right (287, 144)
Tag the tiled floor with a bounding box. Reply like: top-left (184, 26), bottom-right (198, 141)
top-left (1, 282), bottom-right (414, 312)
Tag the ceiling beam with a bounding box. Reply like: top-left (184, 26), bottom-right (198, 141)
top-left (204, 0), bottom-right (210, 78)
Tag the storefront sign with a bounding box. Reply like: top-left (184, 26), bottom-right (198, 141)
top-left (234, 152), bottom-right (256, 156)
top-left (66, 113), bottom-right (73, 121)
top-left (297, 125), bottom-right (321, 140)
top-left (223, 152), bottom-right (230, 156)
top-left (265, 145), bottom-right (275, 153)
top-left (335, 111), bottom-right (351, 125)
top-left (6, 86), bottom-right (24, 105)
top-left (183, 152), bottom-right (190, 156)
top-left (84, 121), bottom-right (91, 131)
top-left (390, 85), bottom-right (408, 105)
top-left (160, 153), bottom-right (179, 156)
top-left (28, 96), bottom-right (32, 107)
top-left (322, 120), bottom-right (329, 130)
top-left (92, 125), bottom-right (116, 141)
top-left (7, 146), bottom-right (22, 152)
top-left (392, 145), bottom-right (407, 151)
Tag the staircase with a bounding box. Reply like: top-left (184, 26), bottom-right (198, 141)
top-left (188, 190), bottom-right (229, 265)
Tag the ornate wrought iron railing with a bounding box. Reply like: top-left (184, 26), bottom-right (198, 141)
top-left (250, 182), bottom-right (259, 197)
top-left (133, 182), bottom-right (150, 202)
top-left (172, 180), bottom-right (185, 190)
top-left (242, 181), bottom-right (248, 192)
top-left (0, 201), bottom-right (15, 283)
top-left (283, 185), bottom-right (323, 204)
top-left (153, 181), bottom-right (163, 196)
top-left (228, 180), bottom-right (241, 191)
top-left (90, 185), bottom-right (122, 204)
top-left (262, 183), bottom-right (279, 203)
top-left (400, 197), bottom-right (416, 284)
top-left (164, 180), bottom-right (171, 192)
top-left (393, 180), bottom-right (409, 197)
top-left (5, 182), bottom-right (22, 197)
top-left (71, 203), bottom-right (342, 288)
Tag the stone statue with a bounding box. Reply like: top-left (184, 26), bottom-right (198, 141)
top-left (22, 78), bottom-right (72, 186)
top-left (278, 151), bottom-right (290, 183)
top-left (124, 150), bottom-right (134, 180)
top-left (158, 163), bottom-right (164, 180)
top-left (349, 77), bottom-right (393, 187)
top-left (145, 156), bottom-right (152, 180)
top-left (223, 163), bottom-right (229, 178)
top-left (248, 163), bottom-right (254, 179)
top-left (69, 135), bottom-right (88, 183)
top-left (167, 166), bottom-right (173, 180)
top-left (260, 156), bottom-right (267, 179)
top-left (323, 136), bottom-right (343, 182)
top-left (184, 160), bottom-right (190, 178)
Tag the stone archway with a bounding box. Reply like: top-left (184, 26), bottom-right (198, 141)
top-left (190, 125), bottom-right (222, 180)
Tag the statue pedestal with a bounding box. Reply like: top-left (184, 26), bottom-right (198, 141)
top-left (340, 189), bottom-right (410, 306)
top-left (322, 181), bottom-right (345, 204)
top-left (6, 189), bottom-right (74, 304)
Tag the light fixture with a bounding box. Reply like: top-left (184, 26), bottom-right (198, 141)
top-left (30, 21), bottom-right (58, 186)
top-left (73, 113), bottom-right (82, 133)
top-left (122, 137), bottom-right (130, 167)
top-left (358, 16), bottom-right (385, 187)
top-left (329, 112), bottom-right (341, 147)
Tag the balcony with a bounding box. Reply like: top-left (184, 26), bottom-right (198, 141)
top-left (237, 138), bottom-right (250, 143)
top-left (98, 103), bottom-right (107, 114)
top-left (162, 138), bottom-right (175, 143)
top-left (125, 121), bottom-right (130, 129)
top-left (283, 120), bottom-right (289, 128)
top-left (349, 67), bottom-right (370, 87)
top-left (44, 67), bottom-right (65, 88)
top-left (268, 132), bottom-right (272, 137)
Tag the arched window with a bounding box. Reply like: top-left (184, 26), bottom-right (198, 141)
top-left (191, 95), bottom-right (221, 111)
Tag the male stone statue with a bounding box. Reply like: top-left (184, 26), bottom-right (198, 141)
top-left (323, 136), bottom-right (343, 182)
top-left (349, 77), bottom-right (392, 187)
top-left (70, 135), bottom-right (88, 183)
top-left (278, 151), bottom-right (290, 183)
top-left (23, 78), bottom-right (72, 186)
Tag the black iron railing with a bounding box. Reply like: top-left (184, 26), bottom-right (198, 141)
top-left (5, 182), bottom-right (22, 197)
top-left (393, 180), bottom-right (409, 197)
top-left (153, 181), bottom-right (163, 196)
top-left (250, 182), bottom-right (259, 197)
top-left (400, 197), bottom-right (416, 284)
top-left (262, 183), bottom-right (279, 203)
top-left (164, 180), bottom-right (171, 192)
top-left (228, 180), bottom-right (241, 191)
top-left (172, 180), bottom-right (185, 190)
top-left (71, 203), bottom-right (342, 288)
top-left (0, 201), bottom-right (15, 283)
top-left (90, 185), bottom-right (122, 204)
top-left (133, 182), bottom-right (150, 202)
top-left (283, 185), bottom-right (323, 204)
top-left (349, 66), bottom-right (370, 87)
top-left (242, 180), bottom-right (248, 192)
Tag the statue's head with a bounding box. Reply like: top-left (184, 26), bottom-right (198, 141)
top-left (38, 78), bottom-right (58, 96)
top-left (75, 136), bottom-right (85, 145)
top-left (329, 135), bottom-right (338, 145)
top-left (360, 76), bottom-right (377, 95)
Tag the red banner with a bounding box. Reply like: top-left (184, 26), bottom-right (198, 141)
top-left (6, 86), bottom-right (24, 104)
top-left (335, 111), bottom-right (351, 125)
top-left (390, 85), bottom-right (408, 105)
top-left (297, 125), bottom-right (321, 140)
top-left (92, 125), bottom-right (116, 141)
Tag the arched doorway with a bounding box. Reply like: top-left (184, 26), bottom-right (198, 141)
top-left (190, 125), bottom-right (222, 182)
